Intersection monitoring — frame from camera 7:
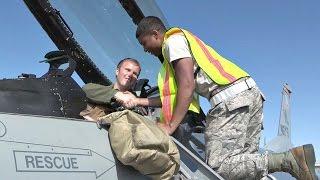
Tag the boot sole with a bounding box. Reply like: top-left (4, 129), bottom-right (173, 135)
top-left (303, 144), bottom-right (317, 180)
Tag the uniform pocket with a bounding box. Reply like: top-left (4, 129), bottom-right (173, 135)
top-left (225, 92), bottom-right (251, 112)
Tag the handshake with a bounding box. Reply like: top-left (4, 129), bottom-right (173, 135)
top-left (114, 91), bottom-right (138, 109)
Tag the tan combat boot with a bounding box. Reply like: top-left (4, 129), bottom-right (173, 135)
top-left (268, 144), bottom-right (317, 180)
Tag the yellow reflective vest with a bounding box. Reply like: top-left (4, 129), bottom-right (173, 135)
top-left (158, 27), bottom-right (249, 124)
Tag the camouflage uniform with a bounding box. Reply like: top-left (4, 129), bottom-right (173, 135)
top-left (191, 57), bottom-right (268, 179)
top-left (163, 33), bottom-right (269, 179)
top-left (205, 86), bottom-right (268, 180)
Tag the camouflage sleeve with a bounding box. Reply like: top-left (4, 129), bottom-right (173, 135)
top-left (82, 83), bottom-right (118, 105)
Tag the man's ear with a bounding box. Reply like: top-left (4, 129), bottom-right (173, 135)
top-left (152, 30), bottom-right (160, 38)
top-left (115, 68), bottom-right (119, 77)
top-left (153, 30), bottom-right (164, 43)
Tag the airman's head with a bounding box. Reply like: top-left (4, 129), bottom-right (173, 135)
top-left (136, 16), bottom-right (167, 57)
top-left (115, 58), bottom-right (141, 91)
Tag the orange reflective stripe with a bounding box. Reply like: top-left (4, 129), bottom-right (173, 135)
top-left (191, 34), bottom-right (237, 83)
top-left (158, 27), bottom-right (248, 124)
top-left (162, 63), bottom-right (172, 124)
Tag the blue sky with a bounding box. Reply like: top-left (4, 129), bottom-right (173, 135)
top-left (156, 0), bottom-right (320, 160)
top-left (0, 0), bottom-right (319, 161)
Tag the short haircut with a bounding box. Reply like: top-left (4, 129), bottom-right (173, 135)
top-left (117, 58), bottom-right (141, 76)
top-left (136, 16), bottom-right (167, 39)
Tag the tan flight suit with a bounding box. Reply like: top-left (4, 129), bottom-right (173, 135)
top-left (80, 83), bottom-right (118, 121)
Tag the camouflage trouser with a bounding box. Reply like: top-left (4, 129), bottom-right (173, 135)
top-left (205, 87), bottom-right (268, 180)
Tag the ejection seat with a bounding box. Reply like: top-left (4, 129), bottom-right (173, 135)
top-left (40, 50), bottom-right (76, 78)
top-left (0, 50), bottom-right (86, 119)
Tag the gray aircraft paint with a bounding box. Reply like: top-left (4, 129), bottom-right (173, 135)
top-left (0, 112), bottom-right (223, 180)
top-left (0, 113), bottom-right (147, 179)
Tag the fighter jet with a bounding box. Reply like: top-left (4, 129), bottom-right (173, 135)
top-left (0, 0), bottom-right (222, 179)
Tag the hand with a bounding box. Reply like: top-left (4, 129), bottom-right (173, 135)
top-left (123, 98), bottom-right (137, 109)
top-left (157, 122), bottom-right (170, 134)
top-left (114, 91), bottom-right (137, 108)
top-left (156, 121), bottom-right (175, 135)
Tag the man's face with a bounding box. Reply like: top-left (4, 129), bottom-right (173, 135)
top-left (115, 61), bottom-right (140, 91)
top-left (138, 30), bottom-right (163, 56)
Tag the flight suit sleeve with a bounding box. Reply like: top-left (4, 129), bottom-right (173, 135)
top-left (82, 83), bottom-right (118, 104)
